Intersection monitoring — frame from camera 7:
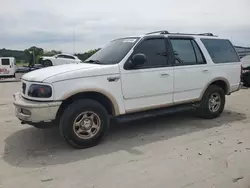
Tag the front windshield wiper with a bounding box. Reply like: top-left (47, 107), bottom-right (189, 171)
top-left (84, 59), bottom-right (102, 64)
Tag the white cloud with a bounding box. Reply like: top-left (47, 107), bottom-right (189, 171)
top-left (0, 0), bottom-right (250, 53)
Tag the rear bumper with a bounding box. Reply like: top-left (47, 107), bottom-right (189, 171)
top-left (13, 92), bottom-right (61, 123)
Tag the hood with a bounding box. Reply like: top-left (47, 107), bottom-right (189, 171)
top-left (22, 63), bottom-right (101, 82)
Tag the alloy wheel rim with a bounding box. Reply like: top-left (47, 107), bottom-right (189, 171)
top-left (73, 111), bottom-right (101, 139)
top-left (208, 93), bottom-right (221, 113)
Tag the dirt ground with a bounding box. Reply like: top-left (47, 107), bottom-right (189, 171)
top-left (0, 80), bottom-right (250, 188)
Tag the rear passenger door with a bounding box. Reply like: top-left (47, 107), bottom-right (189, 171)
top-left (63, 55), bottom-right (77, 64)
top-left (54, 55), bottom-right (65, 65)
top-left (169, 37), bottom-right (211, 103)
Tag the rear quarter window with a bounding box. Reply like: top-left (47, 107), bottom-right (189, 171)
top-left (201, 39), bottom-right (240, 63)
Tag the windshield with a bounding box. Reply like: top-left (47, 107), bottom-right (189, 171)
top-left (85, 37), bottom-right (139, 65)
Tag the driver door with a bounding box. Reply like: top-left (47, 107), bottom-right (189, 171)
top-left (64, 55), bottom-right (77, 64)
top-left (120, 37), bottom-right (174, 113)
top-left (55, 55), bottom-right (67, 65)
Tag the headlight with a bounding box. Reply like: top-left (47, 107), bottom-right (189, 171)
top-left (28, 84), bottom-right (52, 98)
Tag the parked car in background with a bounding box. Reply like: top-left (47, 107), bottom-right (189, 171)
top-left (14, 31), bottom-right (241, 148)
top-left (241, 55), bottom-right (250, 87)
top-left (15, 64), bottom-right (44, 80)
top-left (0, 57), bottom-right (17, 79)
top-left (40, 54), bottom-right (82, 67)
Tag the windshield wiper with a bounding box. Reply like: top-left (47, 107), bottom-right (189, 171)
top-left (84, 59), bottom-right (101, 64)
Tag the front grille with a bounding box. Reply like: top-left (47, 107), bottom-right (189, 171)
top-left (22, 83), bottom-right (26, 94)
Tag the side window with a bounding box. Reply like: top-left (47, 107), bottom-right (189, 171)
top-left (65, 55), bottom-right (75, 59)
top-left (58, 55), bottom-right (75, 59)
top-left (1, 59), bottom-right (10, 65)
top-left (201, 39), bottom-right (240, 63)
top-left (170, 39), bottom-right (205, 66)
top-left (57, 55), bottom-right (64, 58)
top-left (131, 38), bottom-right (167, 69)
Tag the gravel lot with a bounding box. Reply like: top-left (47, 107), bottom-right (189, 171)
top-left (0, 80), bottom-right (250, 188)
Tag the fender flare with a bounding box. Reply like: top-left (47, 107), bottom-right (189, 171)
top-left (60, 88), bottom-right (120, 116)
top-left (199, 77), bottom-right (230, 100)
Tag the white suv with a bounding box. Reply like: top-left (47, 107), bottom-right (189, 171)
top-left (13, 31), bottom-right (242, 148)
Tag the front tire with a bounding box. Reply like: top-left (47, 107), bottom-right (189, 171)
top-left (59, 99), bottom-right (110, 148)
top-left (43, 60), bottom-right (53, 67)
top-left (197, 85), bottom-right (225, 119)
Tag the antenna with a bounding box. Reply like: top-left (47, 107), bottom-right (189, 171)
top-left (73, 29), bottom-right (75, 54)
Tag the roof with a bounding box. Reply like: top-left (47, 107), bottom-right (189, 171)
top-left (113, 30), bottom-right (227, 43)
top-left (0, 57), bottom-right (15, 59)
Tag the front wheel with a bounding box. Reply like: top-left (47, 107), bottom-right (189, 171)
top-left (197, 85), bottom-right (225, 119)
top-left (43, 60), bottom-right (53, 67)
top-left (59, 99), bottom-right (110, 148)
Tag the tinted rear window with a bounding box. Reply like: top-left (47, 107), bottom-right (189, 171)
top-left (1, 59), bottom-right (10, 65)
top-left (201, 39), bottom-right (240, 63)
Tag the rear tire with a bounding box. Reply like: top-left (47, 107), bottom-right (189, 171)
top-left (43, 60), bottom-right (53, 67)
top-left (59, 99), bottom-right (110, 148)
top-left (197, 85), bottom-right (225, 119)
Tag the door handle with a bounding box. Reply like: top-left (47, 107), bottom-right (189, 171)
top-left (202, 69), bottom-right (209, 72)
top-left (107, 76), bottom-right (120, 82)
top-left (160, 73), bottom-right (169, 77)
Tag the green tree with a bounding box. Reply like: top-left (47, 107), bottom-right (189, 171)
top-left (24, 46), bottom-right (44, 64)
top-left (75, 48), bottom-right (100, 62)
top-left (43, 50), bottom-right (62, 56)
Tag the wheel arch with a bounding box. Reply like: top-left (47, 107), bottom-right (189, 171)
top-left (42, 59), bottom-right (53, 66)
top-left (199, 77), bottom-right (230, 100)
top-left (56, 89), bottom-right (120, 122)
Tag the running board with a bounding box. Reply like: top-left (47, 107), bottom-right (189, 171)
top-left (116, 103), bottom-right (199, 123)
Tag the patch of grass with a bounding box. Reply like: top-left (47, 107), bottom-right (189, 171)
top-left (16, 60), bottom-right (28, 67)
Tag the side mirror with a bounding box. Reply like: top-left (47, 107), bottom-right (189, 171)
top-left (131, 53), bottom-right (147, 67)
top-left (173, 51), bottom-right (179, 56)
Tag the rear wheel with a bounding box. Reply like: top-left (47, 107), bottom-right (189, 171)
top-left (197, 85), bottom-right (225, 119)
top-left (43, 60), bottom-right (52, 67)
top-left (59, 99), bottom-right (110, 148)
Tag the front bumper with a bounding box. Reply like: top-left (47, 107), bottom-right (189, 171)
top-left (13, 92), bottom-right (62, 123)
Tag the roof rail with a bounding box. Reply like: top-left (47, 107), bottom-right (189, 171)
top-left (199, 33), bottom-right (214, 36)
top-left (169, 32), bottom-right (217, 37)
top-left (145, 30), bottom-right (217, 37)
top-left (146, 30), bottom-right (169, 35)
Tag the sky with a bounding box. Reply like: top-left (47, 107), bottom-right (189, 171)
top-left (0, 0), bottom-right (250, 53)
